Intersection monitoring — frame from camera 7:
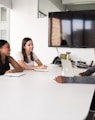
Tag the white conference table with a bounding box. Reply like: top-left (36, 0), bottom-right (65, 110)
top-left (0, 64), bottom-right (95, 120)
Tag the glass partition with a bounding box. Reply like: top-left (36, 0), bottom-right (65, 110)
top-left (0, 5), bottom-right (10, 41)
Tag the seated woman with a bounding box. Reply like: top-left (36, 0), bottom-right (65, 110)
top-left (54, 66), bottom-right (95, 106)
top-left (0, 40), bottom-right (23, 75)
top-left (54, 66), bottom-right (95, 116)
top-left (16, 37), bottom-right (47, 70)
top-left (54, 65), bottom-right (95, 84)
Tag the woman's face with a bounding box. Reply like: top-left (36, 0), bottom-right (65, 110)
top-left (0, 43), bottom-right (10, 56)
top-left (24, 40), bottom-right (34, 53)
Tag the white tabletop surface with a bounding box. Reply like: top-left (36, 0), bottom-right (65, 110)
top-left (0, 64), bottom-right (95, 120)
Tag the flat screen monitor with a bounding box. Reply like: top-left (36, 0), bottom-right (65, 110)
top-left (48, 10), bottom-right (95, 48)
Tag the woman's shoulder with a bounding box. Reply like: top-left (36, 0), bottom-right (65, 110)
top-left (15, 51), bottom-right (24, 60)
top-left (8, 56), bottom-right (14, 62)
top-left (16, 51), bottom-right (23, 56)
top-left (33, 52), bottom-right (36, 56)
top-left (16, 51), bottom-right (23, 57)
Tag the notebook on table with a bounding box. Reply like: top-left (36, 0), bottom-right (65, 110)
top-left (5, 72), bottom-right (25, 77)
top-left (34, 68), bottom-right (49, 72)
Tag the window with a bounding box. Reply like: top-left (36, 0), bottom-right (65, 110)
top-left (50, 18), bottom-right (61, 46)
top-left (0, 5), bottom-right (10, 41)
top-left (0, 30), bottom-right (6, 40)
top-left (1, 7), bottom-right (7, 21)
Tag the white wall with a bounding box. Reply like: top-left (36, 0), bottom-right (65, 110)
top-left (10, 0), bottom-right (95, 65)
top-left (0, 0), bottom-right (12, 8)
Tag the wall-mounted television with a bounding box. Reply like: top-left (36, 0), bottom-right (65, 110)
top-left (48, 10), bottom-right (95, 48)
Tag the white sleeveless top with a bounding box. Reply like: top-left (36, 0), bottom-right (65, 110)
top-left (16, 51), bottom-right (38, 66)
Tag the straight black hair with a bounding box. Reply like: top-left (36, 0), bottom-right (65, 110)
top-left (0, 40), bottom-right (9, 63)
top-left (0, 40), bottom-right (8, 48)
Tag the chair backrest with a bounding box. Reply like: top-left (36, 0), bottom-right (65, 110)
top-left (52, 56), bottom-right (61, 65)
top-left (85, 91), bottom-right (95, 120)
top-left (92, 113), bottom-right (95, 120)
top-left (90, 91), bottom-right (95, 111)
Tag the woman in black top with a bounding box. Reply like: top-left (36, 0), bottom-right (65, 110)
top-left (0, 40), bottom-right (23, 75)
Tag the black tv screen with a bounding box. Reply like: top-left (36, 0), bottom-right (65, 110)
top-left (48, 10), bottom-right (95, 48)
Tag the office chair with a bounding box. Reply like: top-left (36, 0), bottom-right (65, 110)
top-left (92, 113), bottom-right (95, 120)
top-left (85, 91), bottom-right (95, 120)
top-left (52, 56), bottom-right (61, 65)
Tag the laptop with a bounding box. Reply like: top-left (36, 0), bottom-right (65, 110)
top-left (61, 59), bottom-right (74, 77)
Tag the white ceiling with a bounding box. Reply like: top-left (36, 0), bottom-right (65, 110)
top-left (50, 0), bottom-right (95, 11)
top-left (0, 0), bottom-right (12, 8)
top-left (50, 0), bottom-right (95, 5)
top-left (62, 0), bottom-right (95, 4)
top-left (50, 0), bottom-right (64, 10)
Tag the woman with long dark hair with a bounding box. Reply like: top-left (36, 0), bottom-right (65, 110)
top-left (16, 37), bottom-right (47, 70)
top-left (0, 40), bottom-right (23, 75)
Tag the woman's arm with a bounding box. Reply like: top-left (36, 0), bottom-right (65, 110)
top-left (17, 59), bottom-right (47, 70)
top-left (35, 59), bottom-right (43, 66)
top-left (5, 56), bottom-right (23, 73)
top-left (54, 75), bottom-right (95, 84)
top-left (35, 59), bottom-right (47, 68)
top-left (80, 65), bottom-right (95, 76)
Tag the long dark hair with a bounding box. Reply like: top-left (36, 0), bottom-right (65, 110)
top-left (22, 37), bottom-right (34, 63)
top-left (0, 40), bottom-right (9, 63)
top-left (0, 40), bottom-right (8, 48)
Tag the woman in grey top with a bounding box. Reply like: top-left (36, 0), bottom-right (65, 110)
top-left (54, 65), bottom-right (95, 84)
top-left (54, 65), bottom-right (95, 112)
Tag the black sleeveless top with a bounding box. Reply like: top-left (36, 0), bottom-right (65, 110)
top-left (0, 56), bottom-right (10, 75)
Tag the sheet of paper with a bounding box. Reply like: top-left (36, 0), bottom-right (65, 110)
top-left (34, 69), bottom-right (49, 72)
top-left (5, 72), bottom-right (25, 77)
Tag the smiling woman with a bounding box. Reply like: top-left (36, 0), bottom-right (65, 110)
top-left (0, 40), bottom-right (23, 75)
top-left (16, 37), bottom-right (47, 70)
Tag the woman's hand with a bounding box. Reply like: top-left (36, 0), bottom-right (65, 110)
top-left (38, 65), bottom-right (47, 69)
top-left (5, 70), bottom-right (13, 74)
top-left (54, 76), bottom-right (64, 83)
top-left (79, 72), bottom-right (86, 76)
